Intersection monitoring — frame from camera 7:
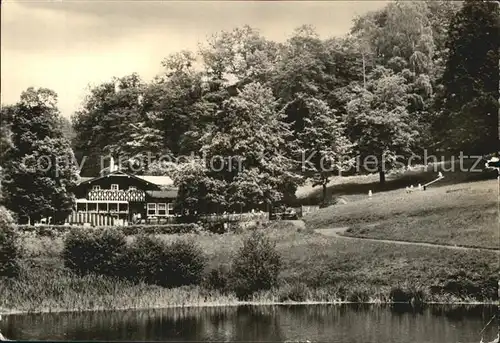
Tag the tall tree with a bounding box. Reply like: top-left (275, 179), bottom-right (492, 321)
top-left (145, 51), bottom-right (209, 157)
top-left (346, 70), bottom-right (419, 184)
top-left (72, 73), bottom-right (160, 175)
top-left (198, 82), bottom-right (301, 212)
top-left (352, 1), bottom-right (434, 65)
top-left (199, 25), bottom-right (279, 85)
top-left (3, 88), bottom-right (79, 224)
top-left (299, 97), bottom-right (354, 203)
top-left (271, 24), bottom-right (339, 156)
top-left (169, 158), bottom-right (228, 218)
top-left (437, 0), bottom-right (499, 154)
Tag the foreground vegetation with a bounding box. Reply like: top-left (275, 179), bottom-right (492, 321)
top-left (304, 178), bottom-right (498, 250)
top-left (1, 219), bottom-right (498, 314)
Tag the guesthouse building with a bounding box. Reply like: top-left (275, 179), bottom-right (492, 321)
top-left (66, 170), bottom-right (178, 226)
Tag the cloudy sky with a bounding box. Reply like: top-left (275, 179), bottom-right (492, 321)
top-left (1, 0), bottom-right (388, 118)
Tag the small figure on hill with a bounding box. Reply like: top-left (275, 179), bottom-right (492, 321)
top-left (485, 157), bottom-right (500, 171)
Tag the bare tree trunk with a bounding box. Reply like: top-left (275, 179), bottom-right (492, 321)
top-left (379, 168), bottom-right (386, 185)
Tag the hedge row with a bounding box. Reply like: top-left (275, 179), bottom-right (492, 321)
top-left (63, 228), bottom-right (206, 288)
top-left (16, 224), bottom-right (203, 237)
top-left (61, 227), bottom-right (283, 299)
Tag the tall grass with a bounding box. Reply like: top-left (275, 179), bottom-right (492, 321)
top-left (0, 260), bottom-right (238, 313)
top-left (3, 259), bottom-right (494, 315)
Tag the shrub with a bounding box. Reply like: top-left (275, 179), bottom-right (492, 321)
top-left (348, 290), bottom-right (370, 303)
top-left (121, 224), bottom-right (203, 235)
top-left (279, 281), bottom-right (310, 302)
top-left (121, 234), bottom-right (164, 283)
top-left (202, 222), bottom-right (227, 234)
top-left (62, 228), bottom-right (127, 276)
top-left (390, 285), bottom-right (426, 305)
top-left (166, 239), bottom-right (207, 287)
top-left (203, 265), bottom-right (231, 292)
top-left (231, 230), bottom-right (282, 300)
top-left (124, 236), bottom-right (206, 288)
top-left (389, 287), bottom-right (411, 303)
top-left (0, 206), bottom-right (20, 278)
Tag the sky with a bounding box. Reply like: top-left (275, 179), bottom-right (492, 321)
top-left (1, 0), bottom-right (389, 118)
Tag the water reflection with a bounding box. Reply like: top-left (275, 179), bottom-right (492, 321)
top-left (3, 304), bottom-right (497, 342)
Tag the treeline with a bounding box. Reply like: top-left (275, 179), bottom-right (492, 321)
top-left (0, 0), bottom-right (498, 222)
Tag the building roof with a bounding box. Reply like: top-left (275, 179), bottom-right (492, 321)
top-left (78, 177), bottom-right (94, 184)
top-left (146, 189), bottom-right (178, 199)
top-left (76, 171), bottom-right (174, 188)
top-left (135, 175), bottom-right (174, 187)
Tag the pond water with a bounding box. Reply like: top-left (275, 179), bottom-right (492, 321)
top-left (2, 304), bottom-right (498, 342)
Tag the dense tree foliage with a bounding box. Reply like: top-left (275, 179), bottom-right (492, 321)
top-left (299, 96), bottom-right (353, 200)
top-left (436, 0), bottom-right (499, 154)
top-left (2, 0), bottom-right (494, 222)
top-left (2, 88), bottom-right (79, 224)
top-left (69, 0), bottom-right (497, 206)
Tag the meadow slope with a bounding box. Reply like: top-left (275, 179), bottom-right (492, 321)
top-left (304, 179), bottom-right (498, 250)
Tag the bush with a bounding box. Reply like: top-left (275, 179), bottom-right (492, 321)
top-left (231, 230), bottom-right (282, 300)
top-left (124, 236), bottom-right (206, 288)
top-left (203, 265), bottom-right (231, 292)
top-left (279, 281), bottom-right (310, 302)
top-left (0, 206), bottom-right (21, 278)
top-left (16, 225), bottom-right (67, 237)
top-left (347, 290), bottom-right (370, 303)
top-left (200, 222), bottom-right (227, 234)
top-left (167, 239), bottom-right (206, 287)
top-left (390, 285), bottom-right (426, 305)
top-left (62, 228), bottom-right (127, 276)
top-left (121, 234), bottom-right (164, 283)
top-left (121, 224), bottom-right (203, 235)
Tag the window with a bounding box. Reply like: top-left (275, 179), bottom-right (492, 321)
top-left (92, 185), bottom-right (101, 191)
top-left (147, 203), bottom-right (156, 216)
top-left (109, 203), bottom-right (118, 212)
top-left (87, 203), bottom-right (97, 212)
top-left (119, 203), bottom-right (128, 213)
top-left (111, 184), bottom-right (119, 190)
top-left (128, 186), bottom-right (137, 191)
top-left (157, 203), bottom-right (167, 216)
top-left (98, 203), bottom-right (108, 212)
top-left (167, 203), bottom-right (175, 216)
top-left (77, 203), bottom-right (87, 212)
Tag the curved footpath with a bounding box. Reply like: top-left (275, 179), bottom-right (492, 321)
top-left (314, 227), bottom-right (500, 253)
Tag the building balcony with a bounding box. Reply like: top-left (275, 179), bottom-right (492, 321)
top-left (87, 189), bottom-right (146, 202)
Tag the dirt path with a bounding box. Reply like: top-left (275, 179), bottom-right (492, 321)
top-left (314, 227), bottom-right (500, 253)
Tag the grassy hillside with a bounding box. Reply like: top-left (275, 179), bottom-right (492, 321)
top-left (304, 178), bottom-right (498, 250)
top-left (296, 160), bottom-right (497, 203)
